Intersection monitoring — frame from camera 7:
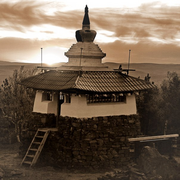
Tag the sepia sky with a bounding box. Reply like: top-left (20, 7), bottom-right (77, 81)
top-left (0, 0), bottom-right (180, 65)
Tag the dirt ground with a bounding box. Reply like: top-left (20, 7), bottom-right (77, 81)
top-left (1, 143), bottom-right (180, 180)
top-left (0, 143), bottom-right (104, 180)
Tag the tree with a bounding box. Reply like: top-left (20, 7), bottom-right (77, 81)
top-left (137, 71), bottom-right (180, 136)
top-left (0, 66), bottom-right (38, 142)
top-left (160, 72), bottom-right (180, 134)
top-left (136, 88), bottom-right (164, 135)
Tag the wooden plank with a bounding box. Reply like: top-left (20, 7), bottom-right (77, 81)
top-left (26, 155), bottom-right (35, 158)
top-left (33, 142), bottom-right (41, 144)
top-left (38, 128), bottom-right (58, 132)
top-left (36, 136), bottom-right (44, 138)
top-left (23, 161), bottom-right (32, 164)
top-left (128, 134), bottom-right (179, 142)
top-left (29, 148), bottom-right (38, 151)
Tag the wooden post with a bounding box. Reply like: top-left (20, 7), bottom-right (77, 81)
top-left (56, 91), bottom-right (60, 128)
top-left (171, 137), bottom-right (178, 156)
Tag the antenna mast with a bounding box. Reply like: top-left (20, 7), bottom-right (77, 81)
top-left (41, 48), bottom-right (43, 67)
top-left (127, 49), bottom-right (131, 75)
top-left (80, 48), bottom-right (83, 66)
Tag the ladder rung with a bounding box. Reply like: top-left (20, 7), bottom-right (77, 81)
top-left (36, 136), bottom-right (44, 138)
top-left (33, 142), bottom-right (41, 144)
top-left (38, 129), bottom-right (48, 132)
top-left (23, 161), bottom-right (32, 165)
top-left (29, 148), bottom-right (38, 151)
top-left (26, 155), bottom-right (35, 158)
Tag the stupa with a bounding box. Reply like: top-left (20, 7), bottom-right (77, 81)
top-left (20, 5), bottom-right (156, 169)
top-left (21, 6), bottom-right (154, 119)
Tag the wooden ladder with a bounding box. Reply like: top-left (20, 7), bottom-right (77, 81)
top-left (21, 128), bottom-right (50, 167)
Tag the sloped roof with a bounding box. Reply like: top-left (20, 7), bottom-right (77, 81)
top-left (20, 70), bottom-right (155, 92)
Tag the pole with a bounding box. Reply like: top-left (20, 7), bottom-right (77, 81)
top-left (80, 48), bottom-right (83, 66)
top-left (56, 91), bottom-right (60, 128)
top-left (127, 49), bottom-right (131, 75)
top-left (41, 48), bottom-right (43, 67)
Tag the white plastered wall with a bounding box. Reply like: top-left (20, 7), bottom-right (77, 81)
top-left (33, 91), bottom-right (58, 115)
top-left (61, 93), bottom-right (137, 118)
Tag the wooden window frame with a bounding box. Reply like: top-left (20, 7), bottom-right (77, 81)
top-left (65, 94), bottom-right (71, 103)
top-left (87, 93), bottom-right (126, 104)
top-left (42, 91), bottom-right (52, 101)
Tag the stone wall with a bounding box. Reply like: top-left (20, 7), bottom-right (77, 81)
top-left (38, 115), bottom-right (141, 170)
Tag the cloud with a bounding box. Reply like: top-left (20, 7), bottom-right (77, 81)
top-left (0, 1), bottom-right (83, 31)
top-left (99, 40), bottom-right (180, 64)
top-left (1, 1), bottom-right (180, 42)
top-left (0, 37), bottom-right (73, 62)
top-left (0, 33), bottom-right (180, 64)
top-left (0, 1), bottom-right (43, 27)
top-left (91, 5), bottom-right (180, 44)
top-left (0, 1), bottom-right (180, 64)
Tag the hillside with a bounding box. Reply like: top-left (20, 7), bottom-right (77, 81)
top-left (0, 61), bottom-right (63, 85)
top-left (0, 61), bottom-right (37, 85)
top-left (0, 61), bottom-right (180, 86)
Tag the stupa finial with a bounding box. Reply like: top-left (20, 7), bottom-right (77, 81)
top-left (82, 5), bottom-right (90, 29)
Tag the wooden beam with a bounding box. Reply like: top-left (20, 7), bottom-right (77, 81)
top-left (128, 134), bottom-right (179, 142)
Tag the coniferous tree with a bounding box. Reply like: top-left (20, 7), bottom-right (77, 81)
top-left (160, 72), bottom-right (180, 134)
top-left (0, 66), bottom-right (38, 142)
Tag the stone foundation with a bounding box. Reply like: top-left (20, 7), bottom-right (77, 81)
top-left (36, 115), bottom-right (141, 169)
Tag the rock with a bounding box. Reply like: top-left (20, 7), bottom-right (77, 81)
top-left (130, 166), bottom-right (145, 176)
top-left (0, 173), bottom-right (3, 180)
top-left (0, 168), bottom-right (4, 179)
top-left (149, 176), bottom-right (162, 180)
top-left (0, 173), bottom-right (4, 180)
top-left (97, 145), bottom-right (180, 180)
top-left (10, 169), bottom-right (23, 176)
top-left (137, 146), bottom-right (180, 179)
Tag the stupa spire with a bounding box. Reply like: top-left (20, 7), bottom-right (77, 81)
top-left (75, 5), bottom-right (96, 42)
top-left (82, 5), bottom-right (90, 29)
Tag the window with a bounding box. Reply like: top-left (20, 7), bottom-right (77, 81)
top-left (42, 91), bottom-right (52, 101)
top-left (87, 93), bottom-right (126, 104)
